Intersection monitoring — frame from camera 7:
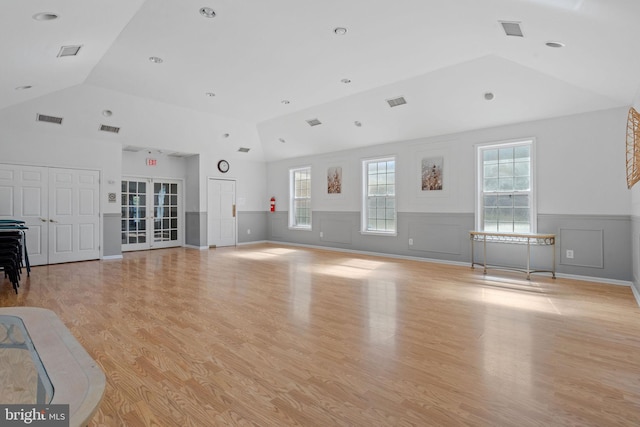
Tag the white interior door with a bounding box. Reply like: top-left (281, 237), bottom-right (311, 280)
top-left (0, 164), bottom-right (100, 266)
top-left (208, 179), bottom-right (236, 247)
top-left (121, 178), bottom-right (182, 251)
top-left (0, 164), bottom-right (48, 266)
top-left (48, 169), bottom-right (100, 264)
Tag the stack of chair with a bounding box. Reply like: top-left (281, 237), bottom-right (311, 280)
top-left (0, 220), bottom-right (29, 294)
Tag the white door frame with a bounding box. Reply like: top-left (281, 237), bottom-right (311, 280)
top-left (121, 175), bottom-right (185, 252)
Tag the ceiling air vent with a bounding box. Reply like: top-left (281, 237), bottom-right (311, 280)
top-left (100, 124), bottom-right (120, 134)
top-left (386, 96), bottom-right (407, 108)
top-left (122, 146), bottom-right (141, 152)
top-left (36, 114), bottom-right (63, 125)
top-left (57, 45), bottom-right (82, 57)
top-left (500, 21), bottom-right (523, 37)
top-left (238, 147), bottom-right (250, 153)
top-left (306, 118), bottom-right (322, 127)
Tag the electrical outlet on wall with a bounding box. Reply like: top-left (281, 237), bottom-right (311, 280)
top-left (566, 249), bottom-right (574, 259)
top-left (409, 238), bottom-right (414, 245)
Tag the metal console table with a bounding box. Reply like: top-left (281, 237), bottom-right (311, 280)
top-left (470, 231), bottom-right (556, 280)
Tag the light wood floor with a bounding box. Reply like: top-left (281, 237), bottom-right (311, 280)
top-left (1, 244), bottom-right (639, 426)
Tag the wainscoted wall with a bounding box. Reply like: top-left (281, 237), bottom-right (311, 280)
top-left (632, 216), bottom-right (640, 300)
top-left (266, 211), bottom-right (633, 282)
top-left (185, 211), bottom-right (207, 248)
top-left (238, 211), bottom-right (268, 243)
top-left (103, 213), bottom-right (122, 258)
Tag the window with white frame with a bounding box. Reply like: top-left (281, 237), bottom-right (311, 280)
top-left (289, 166), bottom-right (311, 229)
top-left (362, 157), bottom-right (396, 234)
top-left (476, 140), bottom-right (535, 233)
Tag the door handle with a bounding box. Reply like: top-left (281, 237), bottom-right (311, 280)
top-left (49, 219), bottom-right (57, 223)
top-left (40, 218), bottom-right (47, 222)
top-left (232, 204), bottom-right (236, 218)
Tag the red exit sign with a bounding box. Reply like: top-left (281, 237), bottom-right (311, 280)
top-left (146, 158), bottom-right (157, 166)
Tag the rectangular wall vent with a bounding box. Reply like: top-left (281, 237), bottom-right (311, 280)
top-left (238, 147), bottom-right (251, 153)
top-left (57, 45), bottom-right (83, 57)
top-left (36, 114), bottom-right (63, 125)
top-left (100, 124), bottom-right (120, 134)
top-left (122, 146), bottom-right (141, 152)
top-left (168, 152), bottom-right (193, 158)
top-left (306, 118), bottom-right (322, 127)
top-left (386, 96), bottom-right (407, 108)
top-left (500, 21), bottom-right (523, 37)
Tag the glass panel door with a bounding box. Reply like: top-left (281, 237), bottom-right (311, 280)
top-left (122, 178), bottom-right (182, 252)
top-left (121, 179), bottom-right (149, 251)
top-left (152, 181), bottom-right (179, 247)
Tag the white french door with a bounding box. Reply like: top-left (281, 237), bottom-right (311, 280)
top-left (0, 164), bottom-right (100, 265)
top-left (121, 177), bottom-right (183, 251)
top-left (208, 178), bottom-right (236, 247)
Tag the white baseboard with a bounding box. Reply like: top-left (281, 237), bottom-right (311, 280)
top-left (183, 244), bottom-right (209, 250)
top-left (266, 240), bottom-right (635, 289)
top-left (631, 283), bottom-right (640, 307)
top-left (102, 255), bottom-right (123, 260)
top-left (238, 240), bottom-right (267, 246)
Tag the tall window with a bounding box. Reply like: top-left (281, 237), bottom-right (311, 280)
top-left (289, 166), bottom-right (311, 229)
top-left (362, 157), bottom-right (396, 234)
top-left (477, 140), bottom-right (535, 233)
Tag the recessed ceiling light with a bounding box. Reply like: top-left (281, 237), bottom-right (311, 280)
top-left (102, 110), bottom-right (113, 117)
top-left (354, 121), bottom-right (362, 127)
top-left (15, 85), bottom-right (32, 90)
top-left (149, 56), bottom-right (163, 64)
top-left (545, 41), bottom-right (565, 48)
top-left (281, 100), bottom-right (290, 105)
top-left (205, 92), bottom-right (216, 97)
top-left (200, 7), bottom-right (216, 18)
top-left (222, 133), bottom-right (230, 138)
top-left (33, 12), bottom-right (58, 21)
top-left (334, 27), bottom-right (347, 35)
top-left (279, 138), bottom-right (286, 143)
top-left (341, 78), bottom-right (351, 84)
top-left (484, 92), bottom-right (495, 101)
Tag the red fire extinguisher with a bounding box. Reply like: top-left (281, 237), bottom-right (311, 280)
top-left (270, 197), bottom-right (276, 212)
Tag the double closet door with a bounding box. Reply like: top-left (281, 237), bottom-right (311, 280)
top-left (0, 164), bottom-right (100, 266)
top-left (121, 178), bottom-right (182, 251)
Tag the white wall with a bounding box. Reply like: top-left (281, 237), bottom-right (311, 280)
top-left (0, 126), bottom-right (122, 215)
top-left (267, 107), bottom-right (630, 216)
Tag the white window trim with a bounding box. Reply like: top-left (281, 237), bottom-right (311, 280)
top-left (289, 165), bottom-right (312, 231)
top-left (361, 155), bottom-right (398, 236)
top-left (475, 138), bottom-right (537, 233)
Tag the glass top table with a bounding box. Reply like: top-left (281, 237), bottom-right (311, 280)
top-left (0, 307), bottom-right (105, 426)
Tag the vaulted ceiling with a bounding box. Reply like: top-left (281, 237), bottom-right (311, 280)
top-left (3, 0), bottom-right (639, 161)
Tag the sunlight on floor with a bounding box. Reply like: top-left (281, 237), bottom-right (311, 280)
top-left (229, 247), bottom-right (297, 260)
top-left (312, 257), bottom-right (389, 279)
top-left (479, 287), bottom-right (562, 315)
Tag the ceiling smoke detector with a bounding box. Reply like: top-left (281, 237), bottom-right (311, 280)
top-left (200, 7), bottom-right (216, 18)
top-left (484, 92), bottom-right (495, 101)
top-left (149, 56), bottom-right (163, 64)
top-left (334, 27), bottom-right (347, 35)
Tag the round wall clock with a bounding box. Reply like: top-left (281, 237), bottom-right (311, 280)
top-left (217, 160), bottom-right (229, 173)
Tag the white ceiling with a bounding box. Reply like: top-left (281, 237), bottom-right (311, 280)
top-left (3, 0), bottom-right (640, 161)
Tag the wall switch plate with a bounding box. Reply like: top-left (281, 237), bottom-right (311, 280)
top-left (320, 231), bottom-right (323, 238)
top-left (247, 229), bottom-right (251, 235)
top-left (566, 249), bottom-right (574, 259)
top-left (409, 238), bottom-right (413, 245)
